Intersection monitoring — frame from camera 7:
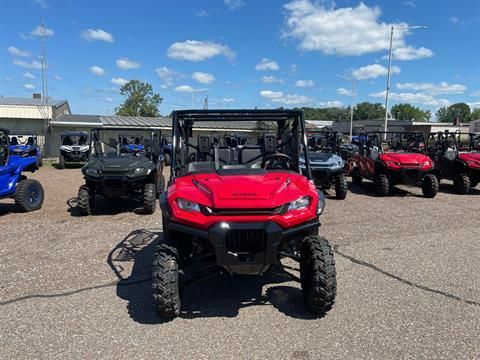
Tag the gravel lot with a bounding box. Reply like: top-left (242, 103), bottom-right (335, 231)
top-left (1, 166), bottom-right (479, 359)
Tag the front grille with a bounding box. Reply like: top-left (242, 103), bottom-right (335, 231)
top-left (225, 230), bottom-right (266, 253)
top-left (202, 205), bottom-right (286, 216)
top-left (105, 179), bottom-right (123, 188)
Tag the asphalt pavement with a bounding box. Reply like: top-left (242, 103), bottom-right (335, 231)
top-left (0, 166), bottom-right (479, 359)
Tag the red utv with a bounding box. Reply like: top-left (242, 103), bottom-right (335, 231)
top-left (153, 109), bottom-right (336, 318)
top-left (350, 132), bottom-right (438, 197)
top-left (427, 131), bottom-right (480, 194)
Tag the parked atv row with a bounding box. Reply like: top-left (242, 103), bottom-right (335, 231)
top-left (348, 131), bottom-right (480, 197)
top-left (154, 109), bottom-right (336, 319)
top-left (0, 128), bottom-right (44, 212)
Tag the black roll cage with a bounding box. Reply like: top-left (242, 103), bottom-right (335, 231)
top-left (89, 127), bottom-right (162, 161)
top-left (170, 109), bottom-right (312, 181)
top-left (427, 131), bottom-right (480, 155)
top-left (0, 128), bottom-right (10, 166)
top-left (357, 131), bottom-right (427, 154)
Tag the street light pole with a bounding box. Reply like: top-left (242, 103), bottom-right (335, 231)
top-left (350, 79), bottom-right (355, 142)
top-left (384, 26), bottom-right (394, 138)
top-left (384, 25), bottom-right (427, 138)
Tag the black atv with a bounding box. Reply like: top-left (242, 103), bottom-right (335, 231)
top-left (58, 131), bottom-right (89, 169)
top-left (77, 127), bottom-right (165, 215)
top-left (300, 131), bottom-right (347, 199)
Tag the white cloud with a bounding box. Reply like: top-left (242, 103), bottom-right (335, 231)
top-left (369, 90), bottom-right (450, 107)
top-left (13, 59), bottom-right (42, 69)
top-left (224, 0), bottom-right (245, 10)
top-left (174, 85), bottom-right (209, 93)
top-left (295, 79), bottom-right (314, 87)
top-left (7, 46), bottom-right (30, 57)
top-left (337, 87), bottom-right (357, 96)
top-left (31, 25), bottom-right (54, 37)
top-left (289, 64), bottom-right (298, 73)
top-left (403, 1), bottom-right (415, 8)
top-left (255, 58), bottom-right (280, 71)
top-left (351, 64), bottom-right (400, 80)
top-left (260, 90), bottom-right (284, 99)
top-left (24, 83), bottom-right (35, 89)
top-left (90, 66), bottom-right (106, 76)
top-left (116, 58), bottom-right (140, 70)
top-left (318, 100), bottom-right (344, 107)
top-left (111, 77), bottom-right (128, 86)
top-left (195, 9), bottom-right (210, 17)
top-left (471, 90), bottom-right (480, 97)
top-left (222, 98), bottom-right (235, 103)
top-left (449, 16), bottom-right (460, 24)
top-left (261, 76), bottom-right (284, 84)
top-left (155, 66), bottom-right (179, 87)
top-left (260, 90), bottom-right (313, 105)
top-left (53, 75), bottom-right (62, 81)
top-left (396, 82), bottom-right (466, 95)
top-left (81, 29), bottom-right (114, 43)
top-left (282, 1), bottom-right (431, 58)
top-left (22, 72), bottom-right (36, 79)
top-left (192, 72), bottom-right (215, 84)
top-left (383, 46), bottom-right (433, 61)
top-left (34, 0), bottom-right (49, 8)
top-left (167, 40), bottom-right (235, 61)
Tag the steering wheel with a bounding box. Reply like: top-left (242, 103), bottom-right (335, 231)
top-left (261, 153), bottom-right (292, 170)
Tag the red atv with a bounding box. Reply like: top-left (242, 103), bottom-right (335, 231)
top-left (351, 132), bottom-right (438, 197)
top-left (154, 110), bottom-right (336, 318)
top-left (427, 131), bottom-right (480, 194)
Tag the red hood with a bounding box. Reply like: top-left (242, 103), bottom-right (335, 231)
top-left (379, 152), bottom-right (430, 165)
top-left (171, 171), bottom-right (313, 209)
top-left (459, 152), bottom-right (480, 163)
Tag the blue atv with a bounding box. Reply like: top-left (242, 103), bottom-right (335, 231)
top-left (300, 131), bottom-right (348, 199)
top-left (0, 128), bottom-right (45, 212)
top-left (120, 135), bottom-right (146, 155)
top-left (9, 133), bottom-right (43, 167)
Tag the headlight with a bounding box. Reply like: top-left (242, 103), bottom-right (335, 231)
top-left (132, 167), bottom-right (146, 175)
top-left (177, 198), bottom-right (200, 212)
top-left (85, 168), bottom-right (98, 175)
top-left (288, 196), bottom-right (311, 211)
top-left (317, 191), bottom-right (326, 215)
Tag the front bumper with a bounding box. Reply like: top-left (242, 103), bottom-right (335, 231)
top-left (389, 168), bottom-right (431, 185)
top-left (85, 174), bottom-right (145, 197)
top-left (63, 151), bottom-right (89, 162)
top-left (167, 219), bottom-right (319, 275)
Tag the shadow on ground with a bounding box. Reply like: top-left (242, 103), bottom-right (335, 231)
top-left (67, 197), bottom-right (150, 217)
top-left (108, 229), bottom-right (320, 324)
top-left (0, 202), bottom-right (21, 216)
top-left (348, 179), bottom-right (425, 198)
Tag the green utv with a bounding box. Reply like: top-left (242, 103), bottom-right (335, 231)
top-left (77, 127), bottom-right (165, 215)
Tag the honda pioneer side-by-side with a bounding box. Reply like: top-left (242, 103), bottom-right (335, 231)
top-left (351, 132), bottom-right (438, 197)
top-left (0, 129), bottom-right (44, 212)
top-left (300, 131), bottom-right (347, 199)
top-left (58, 131), bottom-right (89, 169)
top-left (154, 109), bottom-right (336, 318)
top-left (8, 132), bottom-right (43, 167)
top-left (427, 131), bottom-right (480, 194)
top-left (77, 127), bottom-right (165, 215)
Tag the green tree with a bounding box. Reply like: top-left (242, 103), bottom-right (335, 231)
top-left (436, 103), bottom-right (471, 123)
top-left (115, 80), bottom-right (163, 117)
top-left (390, 103), bottom-right (429, 122)
top-left (471, 108), bottom-right (480, 121)
top-left (353, 102), bottom-right (385, 120)
top-left (436, 107), bottom-right (449, 122)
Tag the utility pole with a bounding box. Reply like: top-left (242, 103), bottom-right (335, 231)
top-left (384, 26), bottom-right (394, 138)
top-left (384, 25), bottom-right (427, 138)
top-left (204, 95), bottom-right (208, 110)
top-left (350, 79), bottom-right (355, 142)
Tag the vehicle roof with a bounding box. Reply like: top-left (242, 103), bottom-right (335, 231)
top-left (172, 109), bottom-right (304, 122)
top-left (91, 127), bottom-right (160, 132)
top-left (8, 131), bottom-right (37, 136)
top-left (61, 131), bottom-right (89, 136)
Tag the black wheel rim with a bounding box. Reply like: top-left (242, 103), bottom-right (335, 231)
top-left (28, 185), bottom-right (41, 206)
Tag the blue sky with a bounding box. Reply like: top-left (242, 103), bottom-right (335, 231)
top-left (1, 0), bottom-right (479, 118)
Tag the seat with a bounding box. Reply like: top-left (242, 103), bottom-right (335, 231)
top-left (187, 161), bottom-right (216, 173)
top-left (240, 147), bottom-right (262, 164)
top-left (10, 137), bottom-right (18, 146)
top-left (217, 148), bottom-right (231, 164)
